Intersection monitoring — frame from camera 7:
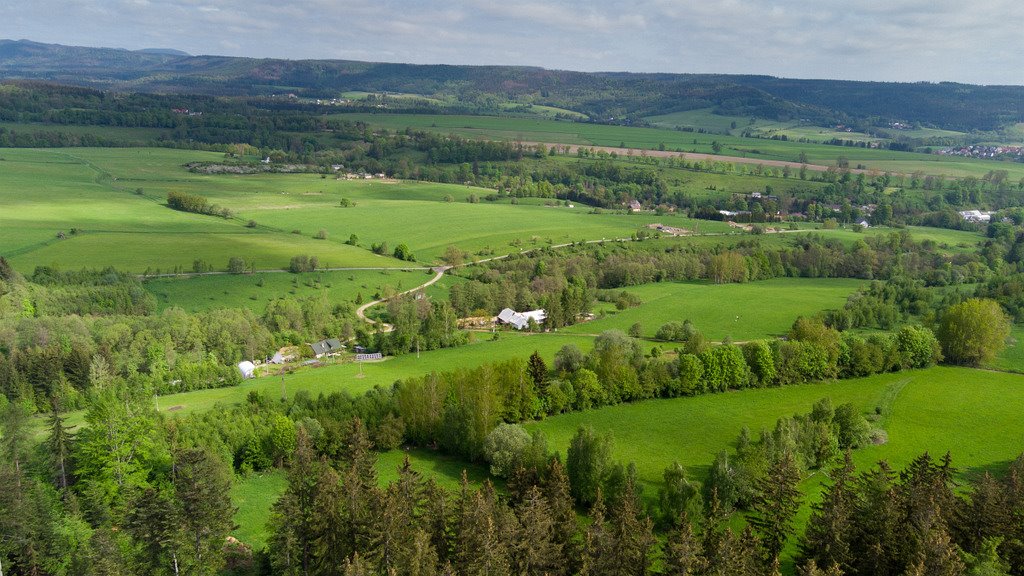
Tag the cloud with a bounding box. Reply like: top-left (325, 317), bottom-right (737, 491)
top-left (0, 0), bottom-right (1020, 84)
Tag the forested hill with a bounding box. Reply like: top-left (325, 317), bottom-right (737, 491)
top-left (2, 39), bottom-right (1024, 131)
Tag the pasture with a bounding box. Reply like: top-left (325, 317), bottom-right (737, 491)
top-left (562, 277), bottom-right (866, 342)
top-left (336, 112), bottom-right (1024, 179)
top-left (0, 147), bottom-right (736, 272)
top-left (144, 268), bottom-right (450, 313)
top-left (0, 148), bottom-right (411, 272)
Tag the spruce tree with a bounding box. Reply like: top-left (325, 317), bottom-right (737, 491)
top-left (172, 448), bottom-right (236, 575)
top-left (510, 486), bottom-right (560, 576)
top-left (663, 513), bottom-right (707, 576)
top-left (749, 450), bottom-right (802, 564)
top-left (542, 458), bottom-right (579, 575)
top-left (800, 451), bottom-right (856, 572)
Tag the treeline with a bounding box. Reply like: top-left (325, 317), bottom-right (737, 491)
top-left (396, 319), bottom-right (942, 465)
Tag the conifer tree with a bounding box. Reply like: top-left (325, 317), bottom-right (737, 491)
top-left (849, 461), bottom-right (901, 576)
top-left (47, 395), bottom-right (74, 495)
top-left (268, 428), bottom-right (323, 575)
top-left (606, 474), bottom-right (656, 576)
top-left (172, 448), bottom-right (235, 575)
top-left (800, 451), bottom-right (856, 571)
top-left (510, 486), bottom-right (560, 576)
top-left (542, 458), bottom-right (579, 575)
top-left (749, 450), bottom-right (802, 564)
top-left (663, 513), bottom-right (706, 576)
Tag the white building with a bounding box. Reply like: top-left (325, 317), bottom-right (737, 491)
top-left (959, 210), bottom-right (993, 223)
top-left (496, 308), bottom-right (547, 330)
top-left (237, 361), bottom-right (256, 379)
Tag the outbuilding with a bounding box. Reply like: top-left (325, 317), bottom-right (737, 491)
top-left (237, 361), bottom-right (256, 379)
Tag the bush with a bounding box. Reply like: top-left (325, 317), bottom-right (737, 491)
top-left (314, 229), bottom-right (328, 240)
top-left (227, 257), bottom-right (246, 274)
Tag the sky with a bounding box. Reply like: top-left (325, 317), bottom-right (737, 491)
top-left (2, 0), bottom-right (1023, 85)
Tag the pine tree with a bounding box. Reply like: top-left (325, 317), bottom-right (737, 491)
top-left (510, 486), bottom-right (560, 576)
top-left (849, 462), bottom-right (901, 576)
top-left (606, 475), bottom-right (656, 576)
top-left (125, 486), bottom-right (180, 575)
top-left (47, 395), bottom-right (74, 495)
top-left (800, 451), bottom-right (855, 571)
top-left (912, 524), bottom-right (965, 576)
top-left (955, 472), bottom-right (1009, 553)
top-left (542, 458), bottom-right (579, 575)
top-left (268, 428), bottom-right (323, 575)
top-left (581, 489), bottom-right (611, 576)
top-left (309, 465), bottom-right (346, 572)
top-left (749, 450), bottom-right (802, 564)
top-left (663, 513), bottom-right (706, 576)
top-left (172, 448), bottom-right (236, 575)
top-left (424, 478), bottom-right (454, 565)
top-left (527, 351), bottom-right (548, 388)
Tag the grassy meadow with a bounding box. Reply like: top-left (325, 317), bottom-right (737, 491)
top-left (144, 268), bottom-right (451, 313)
top-left (0, 147), bottom-right (738, 273)
top-left (564, 277), bottom-right (865, 341)
top-left (335, 112), bottom-right (1024, 179)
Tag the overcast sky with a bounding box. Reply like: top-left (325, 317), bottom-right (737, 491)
top-left (2, 0), bottom-right (1022, 85)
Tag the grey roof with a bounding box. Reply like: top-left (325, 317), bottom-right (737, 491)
top-left (310, 338), bottom-right (345, 356)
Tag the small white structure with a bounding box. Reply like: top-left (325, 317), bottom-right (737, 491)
top-left (237, 361), bottom-right (256, 379)
top-left (856, 219), bottom-right (871, 228)
top-left (270, 351), bottom-right (285, 365)
top-left (496, 308), bottom-right (547, 330)
top-left (959, 210), bottom-right (993, 223)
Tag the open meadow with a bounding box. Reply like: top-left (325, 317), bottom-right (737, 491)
top-left (334, 112), bottom-right (1024, 179)
top-left (564, 277), bottom-right (866, 341)
top-left (0, 147), bottom-right (739, 273)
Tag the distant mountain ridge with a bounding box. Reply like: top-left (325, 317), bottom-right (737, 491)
top-left (1, 39), bottom-right (1022, 131)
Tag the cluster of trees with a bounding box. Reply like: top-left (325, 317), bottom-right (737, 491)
top-left (0, 384), bottom-right (237, 575)
top-left (0, 263), bottom-right (360, 407)
top-left (166, 190), bottom-right (231, 218)
top-left (371, 297), bottom-right (465, 356)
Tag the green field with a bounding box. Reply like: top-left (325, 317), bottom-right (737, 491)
top-left (0, 148), bottom-right (412, 272)
top-left (233, 366), bottom-right (1024, 552)
top-left (337, 113), bottom-right (1024, 179)
top-left (230, 471), bottom-right (288, 549)
top-left (563, 277), bottom-right (865, 341)
top-left (990, 325), bottom-right (1024, 373)
top-left (0, 147), bottom-right (740, 272)
top-left (527, 366), bottom-right (1024, 567)
top-left (527, 367), bottom-right (1024, 487)
top-left (145, 268), bottom-right (448, 313)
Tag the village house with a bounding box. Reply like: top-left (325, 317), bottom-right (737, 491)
top-left (309, 338), bottom-right (345, 358)
top-left (496, 308), bottom-right (547, 330)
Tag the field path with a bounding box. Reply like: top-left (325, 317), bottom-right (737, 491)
top-left (356, 266), bottom-right (449, 330)
top-left (522, 142), bottom-right (879, 175)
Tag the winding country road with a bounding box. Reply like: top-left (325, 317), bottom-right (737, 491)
top-left (355, 266), bottom-right (449, 330)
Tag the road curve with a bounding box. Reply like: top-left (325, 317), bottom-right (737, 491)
top-left (356, 266), bottom-right (449, 330)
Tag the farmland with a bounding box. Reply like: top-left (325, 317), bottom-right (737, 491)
top-left (335, 112), bottom-right (1024, 179)
top-left (0, 147), bottom-right (742, 273)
